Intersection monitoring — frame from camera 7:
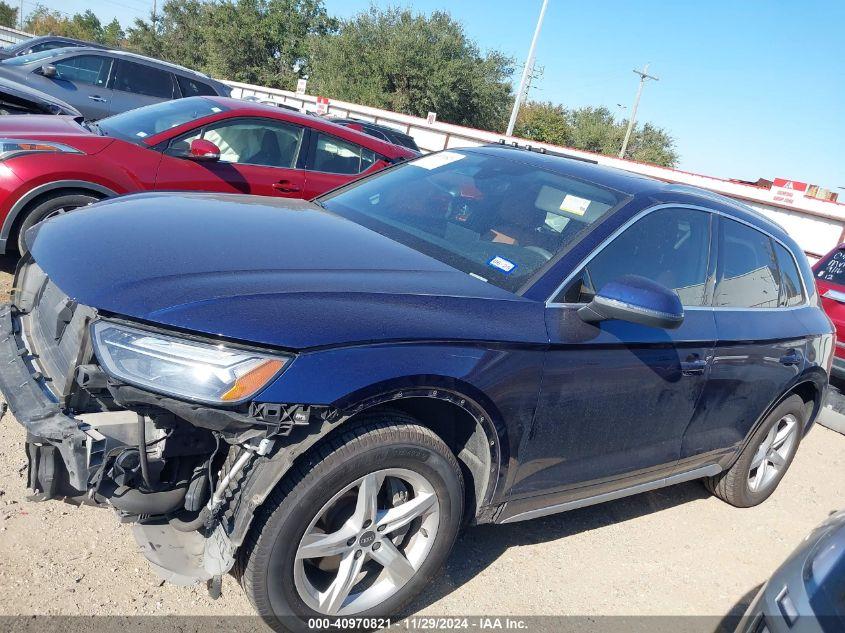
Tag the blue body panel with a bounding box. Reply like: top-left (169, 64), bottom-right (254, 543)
top-left (25, 145), bottom-right (833, 517)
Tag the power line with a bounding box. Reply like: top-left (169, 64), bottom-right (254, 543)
top-left (618, 63), bottom-right (658, 159)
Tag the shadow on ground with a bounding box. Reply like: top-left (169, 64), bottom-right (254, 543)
top-left (405, 480), bottom-right (711, 615)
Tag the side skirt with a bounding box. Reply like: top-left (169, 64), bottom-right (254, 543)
top-left (498, 463), bottom-right (722, 524)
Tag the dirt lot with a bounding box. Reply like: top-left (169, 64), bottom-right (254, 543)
top-left (0, 258), bottom-right (843, 625)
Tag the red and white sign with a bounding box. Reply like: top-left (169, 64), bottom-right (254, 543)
top-left (315, 96), bottom-right (329, 115)
top-left (770, 178), bottom-right (808, 205)
top-left (295, 78), bottom-right (307, 95)
top-left (426, 111), bottom-right (437, 125)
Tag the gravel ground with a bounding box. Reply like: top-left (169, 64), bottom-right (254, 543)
top-left (0, 259), bottom-right (843, 625)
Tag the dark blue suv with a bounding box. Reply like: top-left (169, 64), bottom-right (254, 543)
top-left (0, 145), bottom-right (834, 629)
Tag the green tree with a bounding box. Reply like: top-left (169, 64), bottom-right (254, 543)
top-left (514, 101), bottom-right (678, 167)
top-left (0, 1), bottom-right (18, 28)
top-left (308, 7), bottom-right (513, 130)
top-left (127, 0), bottom-right (335, 88)
top-left (24, 7), bottom-right (124, 45)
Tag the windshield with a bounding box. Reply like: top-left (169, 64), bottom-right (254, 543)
top-left (320, 149), bottom-right (624, 293)
top-left (98, 97), bottom-right (228, 143)
top-left (1, 47), bottom-right (70, 66)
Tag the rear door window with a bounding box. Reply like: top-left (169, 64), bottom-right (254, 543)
top-left (112, 60), bottom-right (175, 99)
top-left (52, 55), bottom-right (111, 86)
top-left (312, 133), bottom-right (377, 174)
top-left (558, 207), bottom-right (712, 306)
top-left (714, 218), bottom-right (780, 308)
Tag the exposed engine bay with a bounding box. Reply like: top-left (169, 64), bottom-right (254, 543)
top-left (4, 259), bottom-right (322, 591)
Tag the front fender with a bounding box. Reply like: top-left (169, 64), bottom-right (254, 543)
top-left (226, 341), bottom-right (545, 547)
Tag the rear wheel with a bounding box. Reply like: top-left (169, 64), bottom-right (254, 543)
top-left (238, 415), bottom-right (464, 632)
top-left (17, 193), bottom-right (99, 253)
top-left (705, 394), bottom-right (805, 507)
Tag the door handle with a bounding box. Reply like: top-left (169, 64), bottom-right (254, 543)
top-left (272, 180), bottom-right (301, 193)
top-left (88, 95), bottom-right (107, 103)
top-left (680, 354), bottom-right (708, 376)
top-left (779, 349), bottom-right (802, 367)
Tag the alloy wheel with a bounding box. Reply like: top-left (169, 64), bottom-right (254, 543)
top-left (747, 413), bottom-right (798, 493)
top-left (293, 467), bottom-right (440, 615)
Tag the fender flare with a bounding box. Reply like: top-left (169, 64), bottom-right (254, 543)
top-left (225, 385), bottom-right (506, 548)
top-left (0, 180), bottom-right (117, 251)
top-left (725, 369), bottom-right (828, 470)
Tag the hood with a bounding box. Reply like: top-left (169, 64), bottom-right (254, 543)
top-left (0, 75), bottom-right (80, 116)
top-left (28, 192), bottom-right (545, 350)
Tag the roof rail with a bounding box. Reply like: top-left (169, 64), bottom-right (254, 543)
top-left (492, 139), bottom-right (598, 164)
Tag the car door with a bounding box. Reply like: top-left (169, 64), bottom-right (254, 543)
top-left (36, 53), bottom-right (114, 119)
top-left (302, 132), bottom-right (392, 198)
top-left (680, 215), bottom-right (810, 462)
top-left (155, 117), bottom-right (307, 197)
top-left (511, 206), bottom-right (717, 502)
top-left (108, 59), bottom-right (176, 115)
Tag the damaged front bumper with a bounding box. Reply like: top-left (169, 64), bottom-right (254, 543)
top-left (0, 303), bottom-right (90, 495)
top-left (0, 301), bottom-right (243, 586)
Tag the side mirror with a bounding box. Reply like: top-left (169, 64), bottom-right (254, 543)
top-left (41, 64), bottom-right (57, 78)
top-left (577, 275), bottom-right (684, 330)
top-left (169, 138), bottom-right (220, 161)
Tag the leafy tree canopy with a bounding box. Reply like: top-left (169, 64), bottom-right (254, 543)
top-left (25, 6), bottom-right (125, 47)
top-left (307, 7), bottom-right (514, 130)
top-left (0, 1), bottom-right (17, 29)
top-left (126, 0), bottom-right (337, 90)
top-left (514, 101), bottom-right (679, 167)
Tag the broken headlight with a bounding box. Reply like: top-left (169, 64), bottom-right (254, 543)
top-left (91, 320), bottom-right (290, 404)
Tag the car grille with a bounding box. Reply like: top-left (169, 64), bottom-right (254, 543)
top-left (15, 262), bottom-right (96, 399)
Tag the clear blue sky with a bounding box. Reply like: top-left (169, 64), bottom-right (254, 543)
top-left (48, 0), bottom-right (845, 189)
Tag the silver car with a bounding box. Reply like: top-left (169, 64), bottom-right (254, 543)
top-left (0, 46), bottom-right (231, 120)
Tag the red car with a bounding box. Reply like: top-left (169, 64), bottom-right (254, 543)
top-left (0, 96), bottom-right (415, 253)
top-left (814, 243), bottom-right (845, 378)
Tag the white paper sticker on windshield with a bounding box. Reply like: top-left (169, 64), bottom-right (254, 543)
top-left (135, 131), bottom-right (148, 138)
top-left (560, 194), bottom-right (590, 216)
top-left (411, 151), bottom-right (465, 170)
top-left (211, 107), bottom-right (222, 113)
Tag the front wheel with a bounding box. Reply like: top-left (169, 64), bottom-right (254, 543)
top-left (238, 415), bottom-right (464, 631)
top-left (17, 193), bottom-right (99, 253)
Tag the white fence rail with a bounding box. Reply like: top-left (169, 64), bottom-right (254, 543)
top-left (0, 26), bottom-right (32, 47)
top-left (226, 80), bottom-right (844, 263)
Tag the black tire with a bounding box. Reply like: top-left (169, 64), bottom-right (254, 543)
top-left (17, 193), bottom-right (99, 253)
top-left (238, 414), bottom-right (464, 632)
top-left (705, 394), bottom-right (805, 507)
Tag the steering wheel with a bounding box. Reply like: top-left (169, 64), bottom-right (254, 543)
top-left (525, 245), bottom-right (553, 261)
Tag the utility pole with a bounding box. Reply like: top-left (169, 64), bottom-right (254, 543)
top-left (618, 63), bottom-right (658, 159)
top-left (152, 0), bottom-right (157, 27)
top-left (18, 0), bottom-right (22, 30)
top-left (505, 0), bottom-right (549, 137)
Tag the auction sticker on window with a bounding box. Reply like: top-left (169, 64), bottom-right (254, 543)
top-left (559, 194), bottom-right (591, 216)
top-left (488, 256), bottom-right (517, 274)
top-left (410, 151), bottom-right (465, 170)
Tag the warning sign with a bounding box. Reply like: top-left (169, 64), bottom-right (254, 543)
top-left (770, 178), bottom-right (808, 205)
